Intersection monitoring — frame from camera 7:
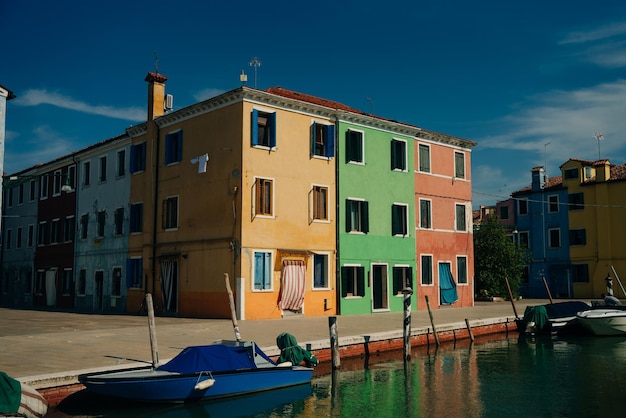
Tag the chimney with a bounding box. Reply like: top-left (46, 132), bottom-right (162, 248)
top-left (595, 160), bottom-right (611, 182)
top-left (531, 166), bottom-right (545, 191)
top-left (145, 72), bottom-right (168, 121)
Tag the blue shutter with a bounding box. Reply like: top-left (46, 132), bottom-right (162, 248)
top-left (325, 125), bottom-right (335, 157)
top-left (254, 252), bottom-right (264, 289)
top-left (129, 145), bottom-right (137, 173)
top-left (126, 259), bottom-right (133, 288)
top-left (251, 109), bottom-right (259, 146)
top-left (165, 134), bottom-right (172, 164)
top-left (269, 112), bottom-right (276, 148)
top-left (140, 143), bottom-right (146, 171)
top-left (177, 131), bottom-right (183, 162)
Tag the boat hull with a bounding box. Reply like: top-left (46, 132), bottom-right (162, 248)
top-left (79, 366), bottom-right (313, 402)
top-left (577, 309), bottom-right (626, 336)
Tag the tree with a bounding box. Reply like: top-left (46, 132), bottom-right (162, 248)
top-left (474, 214), bottom-right (528, 299)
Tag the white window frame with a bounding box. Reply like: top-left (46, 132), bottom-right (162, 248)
top-left (346, 128), bottom-right (365, 165)
top-left (457, 256), bottom-right (468, 286)
top-left (548, 228), bottom-right (561, 248)
top-left (252, 176), bottom-right (275, 219)
top-left (391, 138), bottom-right (408, 172)
top-left (548, 194), bottom-right (559, 213)
top-left (312, 252), bottom-right (331, 290)
top-left (418, 143), bottom-right (431, 173)
top-left (420, 254), bottom-right (434, 286)
top-left (252, 250), bottom-right (274, 292)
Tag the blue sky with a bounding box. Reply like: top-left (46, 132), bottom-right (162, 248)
top-left (3, 0), bottom-right (626, 208)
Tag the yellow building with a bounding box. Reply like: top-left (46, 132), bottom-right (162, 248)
top-left (127, 73), bottom-right (337, 319)
top-left (561, 158), bottom-right (626, 298)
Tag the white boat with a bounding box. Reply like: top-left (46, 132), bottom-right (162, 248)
top-left (576, 309), bottom-right (626, 336)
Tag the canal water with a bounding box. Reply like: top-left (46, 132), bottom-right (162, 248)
top-left (53, 334), bottom-right (626, 417)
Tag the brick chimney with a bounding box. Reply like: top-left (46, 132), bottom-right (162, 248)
top-left (145, 72), bottom-right (168, 121)
top-left (594, 160), bottom-right (611, 182)
top-left (531, 166), bottom-right (546, 191)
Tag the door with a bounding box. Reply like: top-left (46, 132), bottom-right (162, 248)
top-left (45, 269), bottom-right (57, 307)
top-left (160, 259), bottom-right (178, 313)
top-left (94, 270), bottom-right (104, 311)
top-left (279, 259), bottom-right (306, 314)
top-left (372, 264), bottom-right (389, 310)
top-left (439, 262), bottom-right (458, 305)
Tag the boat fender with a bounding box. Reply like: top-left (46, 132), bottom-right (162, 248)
top-left (277, 361), bottom-right (293, 367)
top-left (194, 379), bottom-right (216, 390)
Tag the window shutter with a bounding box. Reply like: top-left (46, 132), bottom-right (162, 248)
top-left (357, 268), bottom-right (365, 296)
top-left (129, 146), bottom-right (136, 173)
top-left (126, 259), bottom-right (133, 288)
top-left (177, 131), bottom-right (183, 161)
top-left (362, 201), bottom-right (369, 233)
top-left (345, 200), bottom-right (353, 232)
top-left (406, 268), bottom-right (413, 289)
top-left (269, 112), bottom-right (277, 148)
top-left (251, 109), bottom-right (259, 146)
top-left (392, 205), bottom-right (400, 235)
top-left (325, 125), bottom-right (335, 157)
top-left (341, 267), bottom-right (348, 297)
top-left (345, 131), bottom-right (353, 163)
top-left (311, 123), bottom-right (317, 156)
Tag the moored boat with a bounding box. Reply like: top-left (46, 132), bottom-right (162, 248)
top-left (516, 301), bottom-right (591, 335)
top-left (576, 309), bottom-right (626, 336)
top-left (78, 340), bottom-right (313, 403)
top-left (0, 372), bottom-right (48, 418)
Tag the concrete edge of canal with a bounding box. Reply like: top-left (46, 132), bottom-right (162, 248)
top-left (19, 315), bottom-right (517, 407)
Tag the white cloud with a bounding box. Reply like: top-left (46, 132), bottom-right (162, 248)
top-left (193, 88), bottom-right (226, 102)
top-left (15, 89), bottom-right (144, 122)
top-left (559, 21), bottom-right (626, 45)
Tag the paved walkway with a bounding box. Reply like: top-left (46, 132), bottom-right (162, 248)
top-left (0, 299), bottom-right (559, 382)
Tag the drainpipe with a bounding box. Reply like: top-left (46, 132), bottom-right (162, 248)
top-left (333, 114), bottom-right (341, 315)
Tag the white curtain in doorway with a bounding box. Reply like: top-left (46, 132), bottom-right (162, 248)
top-left (280, 260), bottom-right (306, 311)
top-left (160, 259), bottom-right (175, 311)
top-left (45, 270), bottom-right (56, 307)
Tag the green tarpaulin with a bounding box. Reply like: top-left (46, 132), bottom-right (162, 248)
top-left (0, 371), bottom-right (21, 414)
top-left (276, 333), bottom-right (318, 367)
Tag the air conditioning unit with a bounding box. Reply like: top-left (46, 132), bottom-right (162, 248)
top-left (164, 94), bottom-right (174, 111)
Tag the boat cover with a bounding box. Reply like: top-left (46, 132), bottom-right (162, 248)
top-left (157, 344), bottom-right (273, 374)
top-left (276, 333), bottom-right (318, 366)
top-left (544, 301), bottom-right (590, 318)
top-left (0, 371), bottom-right (20, 414)
top-left (522, 305), bottom-right (549, 332)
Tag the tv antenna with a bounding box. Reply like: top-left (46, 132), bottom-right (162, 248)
top-left (594, 132), bottom-right (604, 160)
top-left (249, 57), bottom-right (261, 88)
top-left (544, 141), bottom-right (551, 175)
top-left (154, 52), bottom-right (159, 73)
top-left (366, 97), bottom-right (374, 113)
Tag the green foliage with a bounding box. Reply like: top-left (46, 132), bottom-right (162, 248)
top-left (473, 214), bottom-right (528, 299)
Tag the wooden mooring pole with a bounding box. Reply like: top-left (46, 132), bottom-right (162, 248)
top-left (145, 293), bottom-right (159, 368)
top-left (542, 276), bottom-right (554, 304)
top-left (424, 295), bottom-right (440, 346)
top-left (224, 273), bottom-right (241, 341)
top-left (505, 278), bottom-right (519, 319)
top-left (402, 287), bottom-right (413, 361)
top-left (465, 318), bottom-right (475, 342)
top-left (329, 316), bottom-right (340, 369)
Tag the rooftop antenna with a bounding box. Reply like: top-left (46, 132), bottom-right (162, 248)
top-left (249, 57), bottom-right (261, 88)
top-left (154, 52), bottom-right (159, 73)
top-left (366, 97), bottom-right (374, 113)
top-left (544, 141), bottom-right (551, 175)
top-left (594, 132), bottom-right (604, 160)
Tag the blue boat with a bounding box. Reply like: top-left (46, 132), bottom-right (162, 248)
top-left (78, 340), bottom-right (313, 403)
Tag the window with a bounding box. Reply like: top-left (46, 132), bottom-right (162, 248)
top-left (345, 199), bottom-right (369, 233)
top-left (311, 122), bottom-right (335, 158)
top-left (454, 152), bottom-right (465, 179)
top-left (64, 216), bottom-right (75, 242)
top-left (500, 205), bottom-right (509, 220)
top-left (6, 188), bottom-right (12, 207)
top-left (455, 204), bottom-right (466, 231)
top-left (313, 254), bottom-right (329, 289)
top-left (518, 199), bottom-right (528, 215)
top-left (18, 183), bottom-right (24, 205)
top-left (418, 144), bottom-right (430, 173)
top-left (548, 195), bottom-right (559, 213)
top-left (341, 265), bottom-right (365, 297)
top-left (563, 167), bottom-right (578, 180)
top-left (29, 179), bottom-right (36, 201)
top-left (253, 251), bottom-right (272, 291)
top-left (114, 207), bottom-right (124, 235)
top-left (251, 109), bottom-right (276, 148)
top-left (112, 267), bottom-right (122, 297)
top-left (254, 178), bottom-right (273, 216)
top-left (35, 270), bottom-right (45, 294)
top-left (40, 174), bottom-right (49, 199)
top-left (80, 214), bottom-right (89, 240)
top-left (37, 222), bottom-right (47, 246)
top-left (130, 142), bottom-right (147, 173)
top-left (391, 139), bottom-right (407, 171)
top-left (392, 203), bottom-right (408, 236)
top-left (518, 231), bottom-right (529, 249)
top-left (16, 227), bottom-right (22, 249)
top-left (569, 192), bottom-right (584, 211)
top-left (549, 228), bottom-right (561, 248)
top-left (99, 156), bottom-right (107, 182)
top-left (97, 210), bottom-right (106, 238)
top-left (420, 199), bottom-right (432, 229)
top-left (83, 161), bottom-right (91, 186)
top-left (117, 150), bottom-right (126, 177)
top-left (5, 229), bottom-right (11, 250)
top-left (67, 165), bottom-right (76, 191)
top-left (312, 185), bottom-right (328, 221)
top-left (78, 269), bottom-right (86, 295)
top-left (50, 219), bottom-right (61, 244)
top-left (163, 196), bottom-right (178, 229)
top-left (62, 269), bottom-right (73, 295)
top-left (127, 258), bottom-right (143, 288)
top-left (24, 269), bottom-right (32, 294)
top-left (346, 130), bottom-right (364, 163)
top-left (53, 169), bottom-right (62, 196)
top-left (27, 225), bottom-right (34, 247)
top-left (570, 229), bottom-right (587, 246)
top-left (421, 255), bottom-right (433, 285)
top-left (392, 266), bottom-right (412, 295)
top-left (571, 264), bottom-right (589, 283)
top-left (457, 256), bottom-right (468, 284)
top-left (130, 203), bottom-right (143, 233)
top-left (165, 130), bottom-right (183, 164)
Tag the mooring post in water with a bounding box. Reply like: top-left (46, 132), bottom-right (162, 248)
top-left (329, 316), bottom-right (340, 369)
top-left (224, 273), bottom-right (241, 341)
top-left (505, 277), bottom-right (519, 319)
top-left (402, 287), bottom-right (413, 361)
top-left (145, 293), bottom-right (159, 368)
top-left (542, 276), bottom-right (554, 304)
top-left (425, 295), bottom-right (440, 346)
top-left (465, 318), bottom-right (475, 342)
